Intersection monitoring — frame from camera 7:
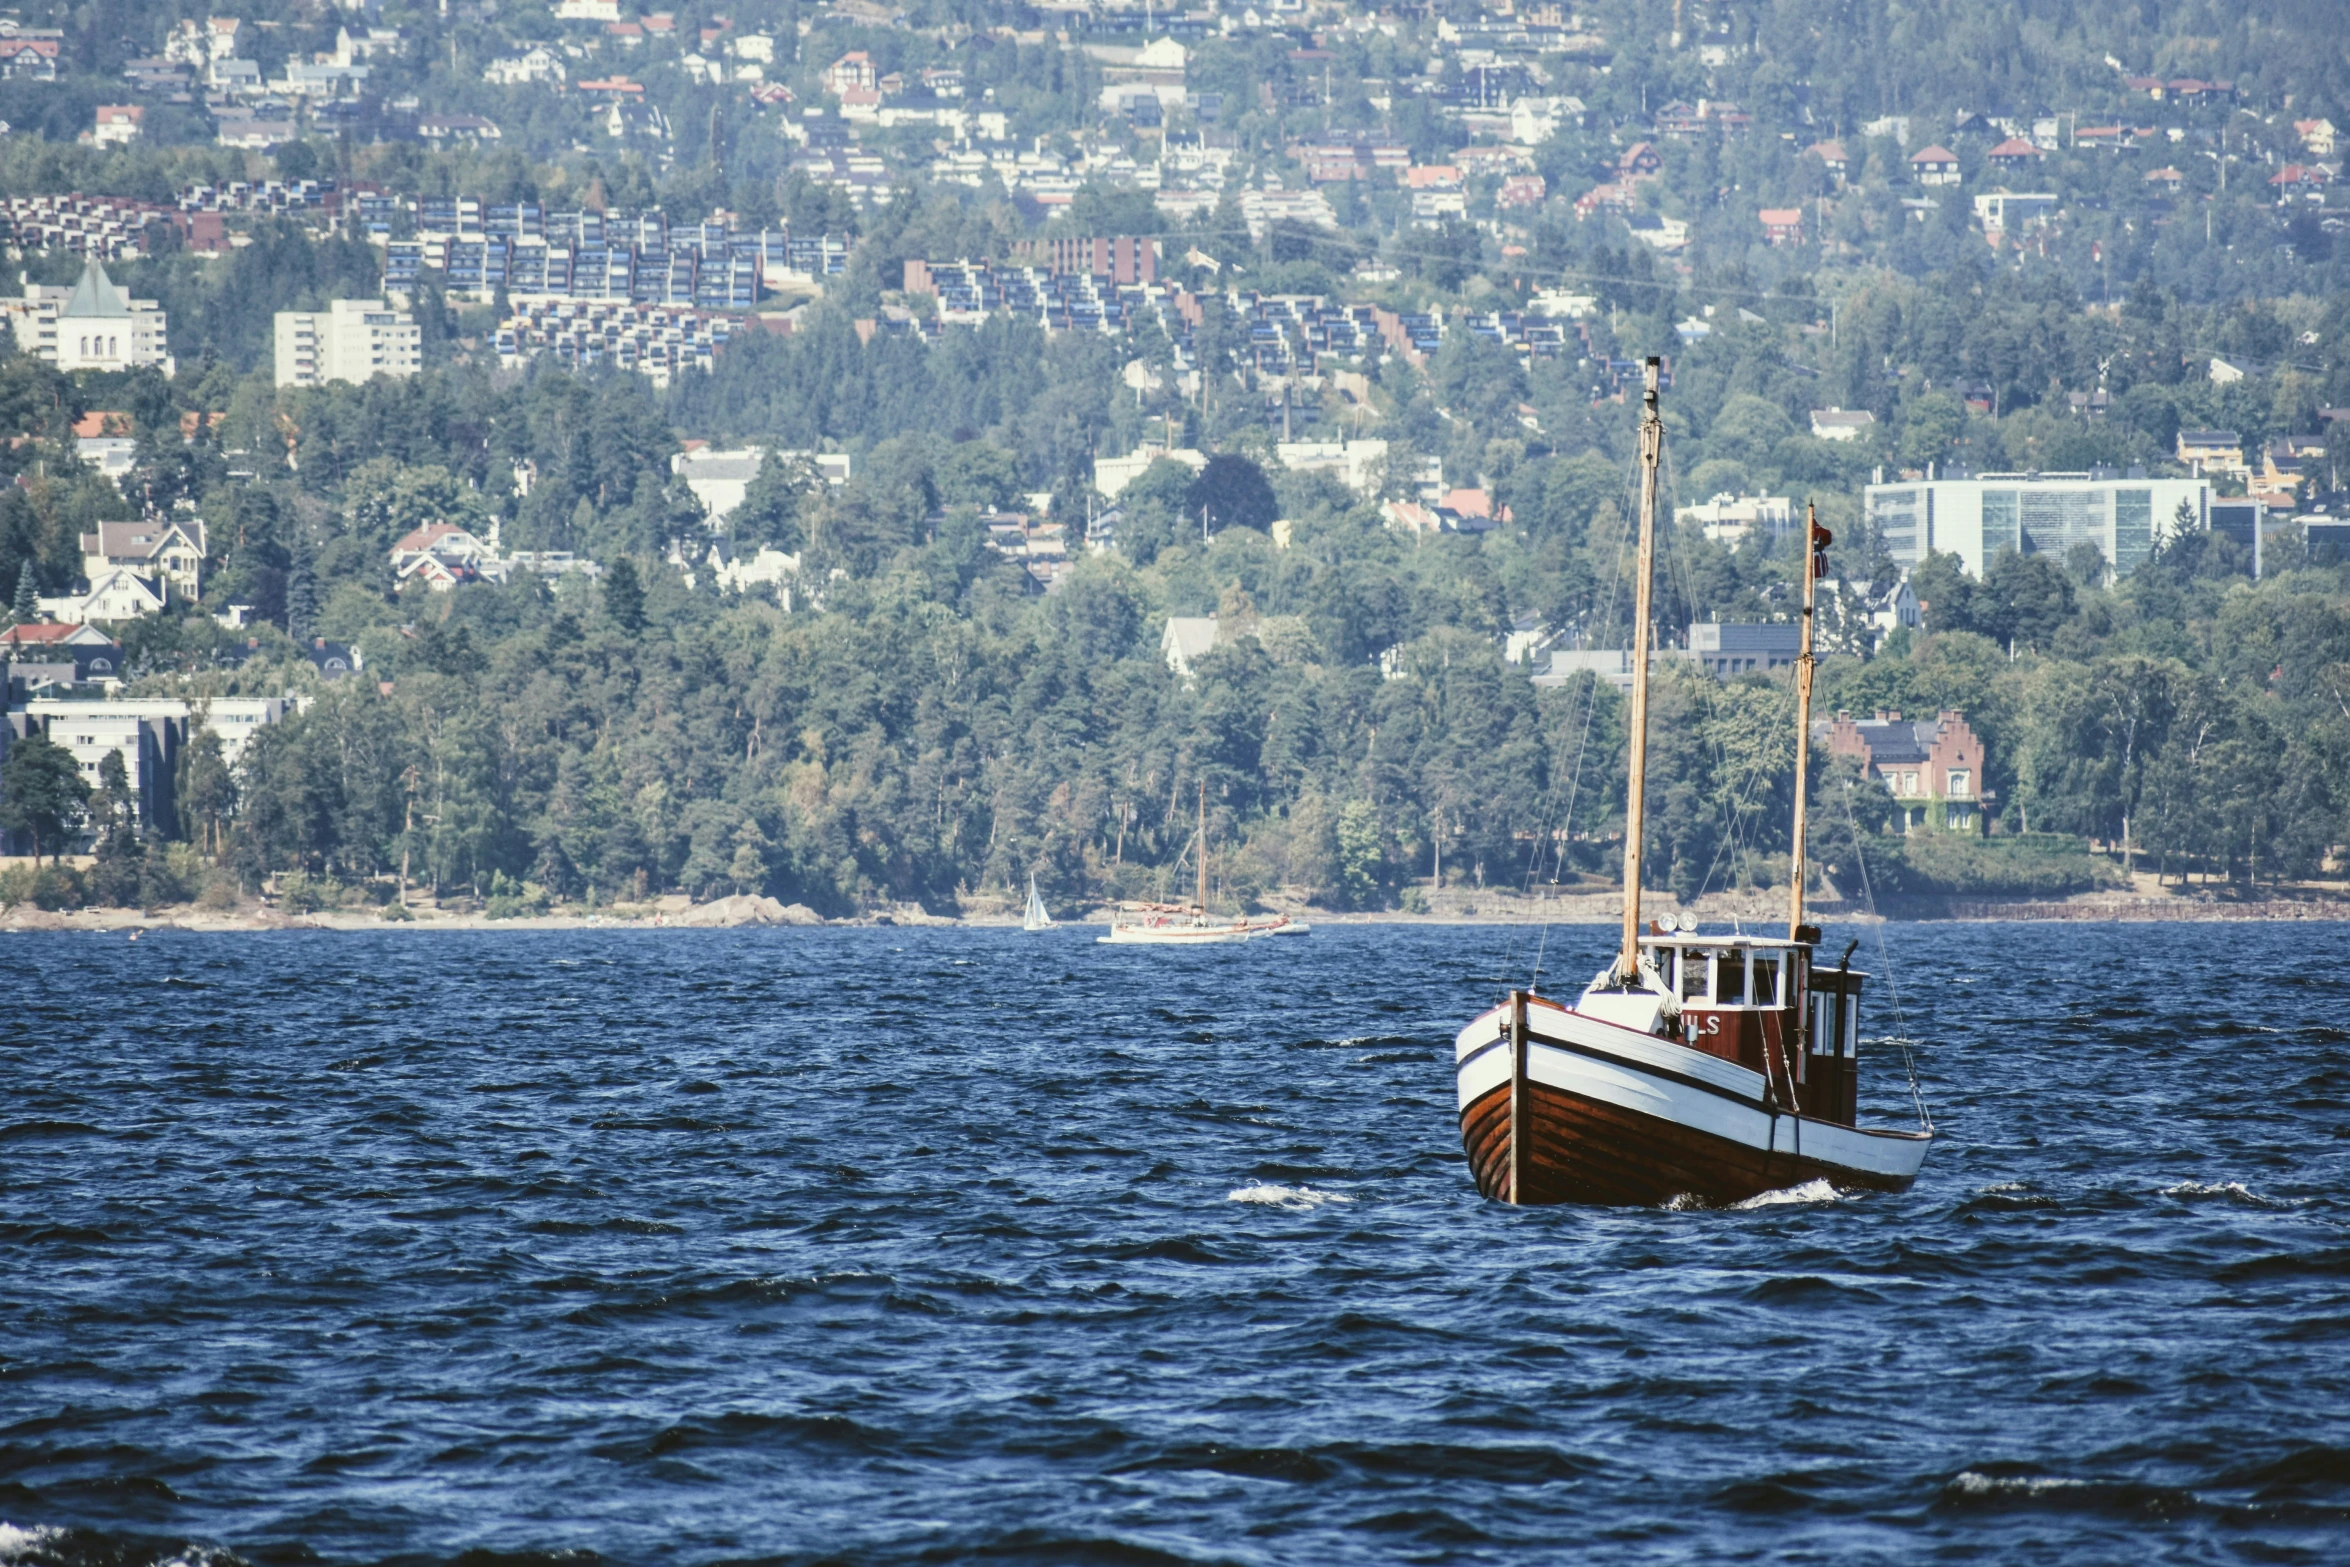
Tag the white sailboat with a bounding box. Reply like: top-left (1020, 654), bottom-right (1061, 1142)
top-left (1099, 784), bottom-right (1306, 944)
top-left (1023, 873), bottom-right (1055, 932)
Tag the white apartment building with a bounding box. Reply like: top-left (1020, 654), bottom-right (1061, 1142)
top-left (30, 706), bottom-right (163, 829)
top-left (273, 298), bottom-right (423, 388)
top-left (25, 695), bottom-right (290, 840)
top-left (1276, 438), bottom-right (1389, 496)
top-left (1864, 472), bottom-right (2210, 578)
top-left (33, 694), bottom-right (290, 765)
top-left (2, 260), bottom-right (173, 374)
top-left (1676, 492), bottom-right (1794, 544)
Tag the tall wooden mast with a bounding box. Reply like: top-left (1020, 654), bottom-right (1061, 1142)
top-left (1617, 357), bottom-right (1665, 982)
top-left (1197, 780), bottom-right (1208, 916)
top-left (1789, 502), bottom-right (1825, 938)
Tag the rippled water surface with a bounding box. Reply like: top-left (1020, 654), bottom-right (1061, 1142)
top-left (4, 921), bottom-right (2348, 1565)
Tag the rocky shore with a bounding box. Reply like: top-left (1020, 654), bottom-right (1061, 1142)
top-left (5, 885), bottom-right (2345, 934)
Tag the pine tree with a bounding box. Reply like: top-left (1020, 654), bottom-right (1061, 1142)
top-left (285, 553), bottom-right (319, 646)
top-left (602, 556), bottom-right (646, 632)
top-left (10, 562), bottom-right (36, 621)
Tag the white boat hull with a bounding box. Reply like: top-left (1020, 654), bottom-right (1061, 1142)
top-left (1454, 996), bottom-right (1930, 1205)
top-left (1097, 915), bottom-right (1305, 945)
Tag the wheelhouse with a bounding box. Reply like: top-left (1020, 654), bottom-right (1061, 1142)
top-left (1642, 935), bottom-right (1800, 1011)
top-left (1637, 933), bottom-right (1869, 1124)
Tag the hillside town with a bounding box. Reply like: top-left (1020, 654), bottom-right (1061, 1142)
top-left (0, 0), bottom-right (2344, 918)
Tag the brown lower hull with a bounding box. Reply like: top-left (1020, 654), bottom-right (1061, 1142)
top-left (1460, 1078), bottom-right (1912, 1208)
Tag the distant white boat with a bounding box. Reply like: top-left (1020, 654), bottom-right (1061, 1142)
top-left (1024, 873), bottom-right (1054, 932)
top-left (1098, 907), bottom-right (1305, 944)
top-left (1098, 784), bottom-right (1309, 945)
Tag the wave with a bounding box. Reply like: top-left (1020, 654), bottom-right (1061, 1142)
top-left (0, 1121), bottom-right (103, 1142)
top-left (0, 1526), bottom-right (58, 1563)
top-left (2160, 1179), bottom-right (2282, 1205)
top-left (1732, 1178), bottom-right (1848, 1209)
top-left (1227, 1183), bottom-right (1351, 1209)
top-left (1947, 1470), bottom-right (2094, 1500)
top-left (0, 1526), bottom-right (239, 1567)
top-left (1939, 1467), bottom-right (2198, 1519)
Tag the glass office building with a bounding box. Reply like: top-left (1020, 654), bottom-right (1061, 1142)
top-left (1864, 473), bottom-right (2209, 578)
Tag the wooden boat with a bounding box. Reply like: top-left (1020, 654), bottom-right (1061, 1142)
top-left (1454, 358), bottom-right (1932, 1207)
top-left (1099, 785), bottom-right (1308, 944)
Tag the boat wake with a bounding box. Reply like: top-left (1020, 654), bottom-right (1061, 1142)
top-left (1227, 1184), bottom-right (1351, 1209)
top-left (1663, 1180), bottom-right (1848, 1212)
top-left (0, 1525), bottom-right (55, 1563)
top-left (1730, 1178), bottom-right (1850, 1210)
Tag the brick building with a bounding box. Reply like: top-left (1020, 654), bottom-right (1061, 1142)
top-left (1823, 709), bottom-right (1990, 834)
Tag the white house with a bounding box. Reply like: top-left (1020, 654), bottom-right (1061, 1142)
top-left (334, 26), bottom-right (402, 64)
top-left (93, 105), bottom-right (143, 146)
top-left (1161, 616), bottom-right (1219, 679)
top-left (418, 115), bottom-right (502, 143)
top-left (1820, 575), bottom-right (1921, 643)
top-left (1810, 407), bottom-right (1877, 442)
top-left (1095, 446), bottom-right (1206, 499)
top-left (671, 445), bottom-right (767, 523)
top-left (712, 546), bottom-right (802, 604)
top-left (389, 524), bottom-right (491, 592)
top-left (1093, 35), bottom-right (1187, 114)
top-left (484, 46), bottom-right (566, 85)
top-left (37, 568), bottom-right (167, 623)
top-left (1909, 144), bottom-right (1962, 185)
top-left (75, 433), bottom-right (139, 481)
top-left (81, 518), bottom-right (207, 601)
top-left (1509, 95), bottom-right (1584, 145)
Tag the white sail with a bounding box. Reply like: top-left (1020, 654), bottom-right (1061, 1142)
top-left (1024, 873), bottom-right (1053, 931)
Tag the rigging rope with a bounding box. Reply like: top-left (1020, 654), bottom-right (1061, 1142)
top-left (1646, 438), bottom-right (1823, 920)
top-left (1501, 442), bottom-right (1643, 997)
top-left (1832, 775), bottom-right (1933, 1135)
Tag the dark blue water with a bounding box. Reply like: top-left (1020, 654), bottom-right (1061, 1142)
top-left (3, 923), bottom-right (2347, 1566)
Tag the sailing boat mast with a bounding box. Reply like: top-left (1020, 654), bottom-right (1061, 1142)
top-left (1197, 780), bottom-right (1208, 916)
top-left (1616, 357), bottom-right (1665, 982)
top-left (1789, 501), bottom-right (1825, 938)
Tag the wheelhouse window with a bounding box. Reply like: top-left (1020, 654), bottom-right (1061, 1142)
top-left (1714, 952), bottom-right (1746, 1005)
top-left (1751, 954), bottom-right (1781, 1008)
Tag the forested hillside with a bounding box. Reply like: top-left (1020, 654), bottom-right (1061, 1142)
top-left (2, 0), bottom-right (2347, 912)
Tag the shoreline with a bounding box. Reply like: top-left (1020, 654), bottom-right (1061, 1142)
top-left (6, 888), bottom-right (2346, 934)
